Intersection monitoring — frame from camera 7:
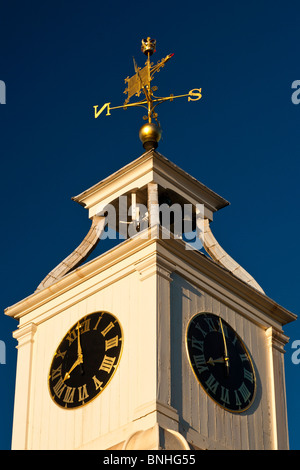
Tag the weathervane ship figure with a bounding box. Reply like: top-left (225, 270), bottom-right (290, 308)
top-left (93, 37), bottom-right (202, 150)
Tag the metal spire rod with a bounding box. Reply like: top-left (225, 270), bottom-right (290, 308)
top-left (93, 37), bottom-right (202, 148)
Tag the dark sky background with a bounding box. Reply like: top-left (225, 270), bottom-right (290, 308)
top-left (1, 0), bottom-right (300, 450)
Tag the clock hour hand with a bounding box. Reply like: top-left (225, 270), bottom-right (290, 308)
top-left (63, 354), bottom-right (83, 381)
top-left (207, 356), bottom-right (226, 366)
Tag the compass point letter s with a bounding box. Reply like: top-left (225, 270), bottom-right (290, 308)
top-left (188, 88), bottom-right (202, 101)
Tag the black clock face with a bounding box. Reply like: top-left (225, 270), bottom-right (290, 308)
top-left (48, 311), bottom-right (123, 409)
top-left (186, 313), bottom-right (256, 412)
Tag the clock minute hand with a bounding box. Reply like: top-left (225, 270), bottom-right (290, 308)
top-left (77, 322), bottom-right (83, 356)
top-left (219, 318), bottom-right (230, 376)
top-left (63, 323), bottom-right (84, 381)
top-left (76, 322), bottom-right (84, 374)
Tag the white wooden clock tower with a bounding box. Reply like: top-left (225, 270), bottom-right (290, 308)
top-left (5, 38), bottom-right (296, 450)
top-left (5, 148), bottom-right (296, 450)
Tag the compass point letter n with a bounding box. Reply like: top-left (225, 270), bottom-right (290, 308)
top-left (94, 102), bottom-right (111, 118)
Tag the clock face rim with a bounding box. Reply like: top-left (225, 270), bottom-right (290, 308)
top-left (185, 312), bottom-right (256, 413)
top-left (48, 311), bottom-right (124, 410)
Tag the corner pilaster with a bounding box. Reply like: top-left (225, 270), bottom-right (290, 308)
top-left (134, 253), bottom-right (177, 432)
top-left (266, 327), bottom-right (290, 449)
top-left (11, 323), bottom-right (37, 449)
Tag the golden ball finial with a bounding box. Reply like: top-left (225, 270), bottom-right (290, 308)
top-left (139, 123), bottom-right (162, 150)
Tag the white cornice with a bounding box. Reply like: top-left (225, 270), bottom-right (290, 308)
top-left (5, 226), bottom-right (296, 328)
top-left (72, 150), bottom-right (229, 217)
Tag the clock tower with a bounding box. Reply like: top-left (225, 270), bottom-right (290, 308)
top-left (5, 39), bottom-right (296, 450)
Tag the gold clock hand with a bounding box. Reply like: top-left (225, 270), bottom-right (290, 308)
top-left (63, 355), bottom-right (83, 381)
top-left (207, 356), bottom-right (226, 366)
top-left (76, 322), bottom-right (84, 375)
top-left (77, 322), bottom-right (82, 357)
top-left (64, 323), bottom-right (84, 381)
top-left (219, 318), bottom-right (230, 375)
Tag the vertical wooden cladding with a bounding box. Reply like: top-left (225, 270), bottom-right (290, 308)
top-left (11, 238), bottom-right (292, 450)
top-left (26, 271), bottom-right (145, 450)
top-left (170, 273), bottom-right (273, 450)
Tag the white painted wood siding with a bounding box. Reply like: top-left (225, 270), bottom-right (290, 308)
top-left (170, 273), bottom-right (274, 450)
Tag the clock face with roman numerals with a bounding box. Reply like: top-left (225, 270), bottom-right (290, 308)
top-left (48, 311), bottom-right (123, 409)
top-left (186, 313), bottom-right (256, 412)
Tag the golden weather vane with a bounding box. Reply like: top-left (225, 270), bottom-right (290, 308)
top-left (93, 37), bottom-right (202, 149)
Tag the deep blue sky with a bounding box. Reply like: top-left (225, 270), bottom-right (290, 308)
top-left (1, 0), bottom-right (299, 450)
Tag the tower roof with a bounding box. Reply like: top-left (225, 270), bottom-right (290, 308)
top-left (72, 149), bottom-right (229, 221)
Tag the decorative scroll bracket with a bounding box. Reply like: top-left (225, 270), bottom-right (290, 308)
top-left (35, 216), bottom-right (106, 292)
top-left (199, 218), bottom-right (265, 294)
